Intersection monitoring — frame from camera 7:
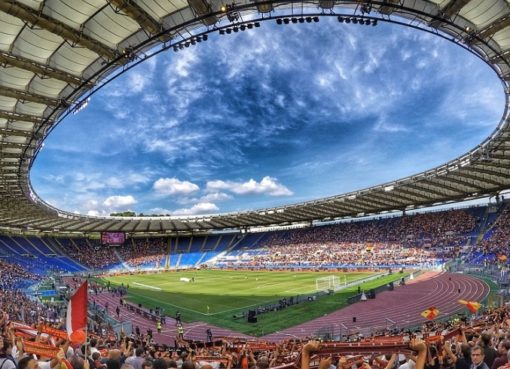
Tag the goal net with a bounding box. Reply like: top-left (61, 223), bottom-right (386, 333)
top-left (315, 275), bottom-right (342, 292)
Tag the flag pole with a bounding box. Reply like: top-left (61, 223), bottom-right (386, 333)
top-left (84, 279), bottom-right (88, 360)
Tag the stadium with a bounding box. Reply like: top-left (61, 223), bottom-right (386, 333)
top-left (1, 1), bottom-right (510, 369)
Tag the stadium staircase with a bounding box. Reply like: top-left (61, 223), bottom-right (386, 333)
top-left (112, 249), bottom-right (133, 271)
top-left (476, 202), bottom-right (506, 244)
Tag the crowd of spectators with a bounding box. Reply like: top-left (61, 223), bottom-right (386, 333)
top-left (3, 295), bottom-right (510, 369)
top-left (66, 240), bottom-right (120, 270)
top-left (238, 242), bottom-right (452, 268)
top-left (0, 259), bottom-right (41, 289)
top-left (117, 238), bottom-right (167, 268)
top-left (261, 209), bottom-right (478, 249)
top-left (215, 209), bottom-right (480, 269)
top-left (473, 205), bottom-right (510, 264)
top-left (63, 238), bottom-right (167, 270)
top-left (0, 206), bottom-right (486, 274)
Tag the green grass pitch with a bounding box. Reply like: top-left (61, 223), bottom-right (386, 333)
top-left (99, 269), bottom-right (408, 336)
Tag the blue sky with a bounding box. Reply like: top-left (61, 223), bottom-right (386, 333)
top-left (30, 17), bottom-right (504, 217)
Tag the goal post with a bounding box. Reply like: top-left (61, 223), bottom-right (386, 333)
top-left (315, 275), bottom-right (342, 292)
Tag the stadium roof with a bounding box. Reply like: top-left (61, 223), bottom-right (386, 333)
top-left (0, 0), bottom-right (510, 234)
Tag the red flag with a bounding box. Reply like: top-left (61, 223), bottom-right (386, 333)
top-left (66, 281), bottom-right (88, 339)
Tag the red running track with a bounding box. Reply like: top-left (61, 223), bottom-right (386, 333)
top-left (91, 272), bottom-right (488, 344)
top-left (262, 272), bottom-right (489, 341)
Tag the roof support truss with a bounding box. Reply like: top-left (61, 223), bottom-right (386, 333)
top-left (108, 0), bottom-right (162, 35)
top-left (0, 0), bottom-right (117, 60)
top-left (0, 109), bottom-right (46, 124)
top-left (0, 85), bottom-right (60, 106)
top-left (0, 51), bottom-right (91, 87)
top-left (477, 14), bottom-right (510, 39)
top-left (440, 0), bottom-right (473, 18)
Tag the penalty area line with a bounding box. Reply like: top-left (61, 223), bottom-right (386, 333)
top-left (132, 282), bottom-right (162, 291)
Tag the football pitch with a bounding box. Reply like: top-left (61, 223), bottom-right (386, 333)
top-left (99, 269), bottom-right (408, 335)
top-left (102, 270), bottom-right (375, 315)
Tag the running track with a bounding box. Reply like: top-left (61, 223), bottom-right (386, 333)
top-left (91, 272), bottom-right (489, 343)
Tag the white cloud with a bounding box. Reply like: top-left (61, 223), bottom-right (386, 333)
top-left (207, 176), bottom-right (293, 196)
top-left (172, 202), bottom-right (219, 215)
top-left (153, 178), bottom-right (200, 196)
top-left (103, 195), bottom-right (137, 208)
top-left (87, 210), bottom-right (100, 216)
top-left (373, 116), bottom-right (410, 133)
top-left (200, 192), bottom-right (232, 202)
top-left (127, 72), bottom-right (149, 93)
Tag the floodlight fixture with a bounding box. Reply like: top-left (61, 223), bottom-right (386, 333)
top-left (352, 17), bottom-right (358, 24)
top-left (372, 19), bottom-right (377, 26)
top-left (247, 23), bottom-right (253, 29)
top-left (338, 16), bottom-right (344, 22)
top-left (203, 34), bottom-right (208, 40)
top-left (219, 29), bottom-right (225, 34)
top-left (240, 24), bottom-right (246, 30)
top-left (283, 18), bottom-right (290, 24)
top-left (299, 17), bottom-right (304, 23)
top-left (306, 16), bottom-right (312, 23)
top-left (226, 28), bottom-right (232, 33)
top-left (313, 16), bottom-right (319, 22)
top-left (233, 26), bottom-right (239, 32)
top-left (345, 17), bottom-right (351, 23)
top-left (276, 18), bottom-right (283, 24)
top-left (291, 17), bottom-right (298, 23)
top-left (173, 46), bottom-right (178, 52)
top-left (254, 22), bottom-right (260, 27)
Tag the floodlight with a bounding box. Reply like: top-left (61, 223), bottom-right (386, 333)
top-left (219, 29), bottom-right (225, 35)
top-left (306, 16), bottom-right (312, 22)
top-left (299, 17), bottom-right (304, 23)
top-left (283, 18), bottom-right (290, 24)
top-left (338, 16), bottom-right (344, 22)
top-left (291, 17), bottom-right (298, 23)
top-left (276, 18), bottom-right (283, 24)
top-left (254, 22), bottom-right (260, 27)
top-left (203, 34), bottom-right (208, 40)
top-left (313, 16), bottom-right (319, 22)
